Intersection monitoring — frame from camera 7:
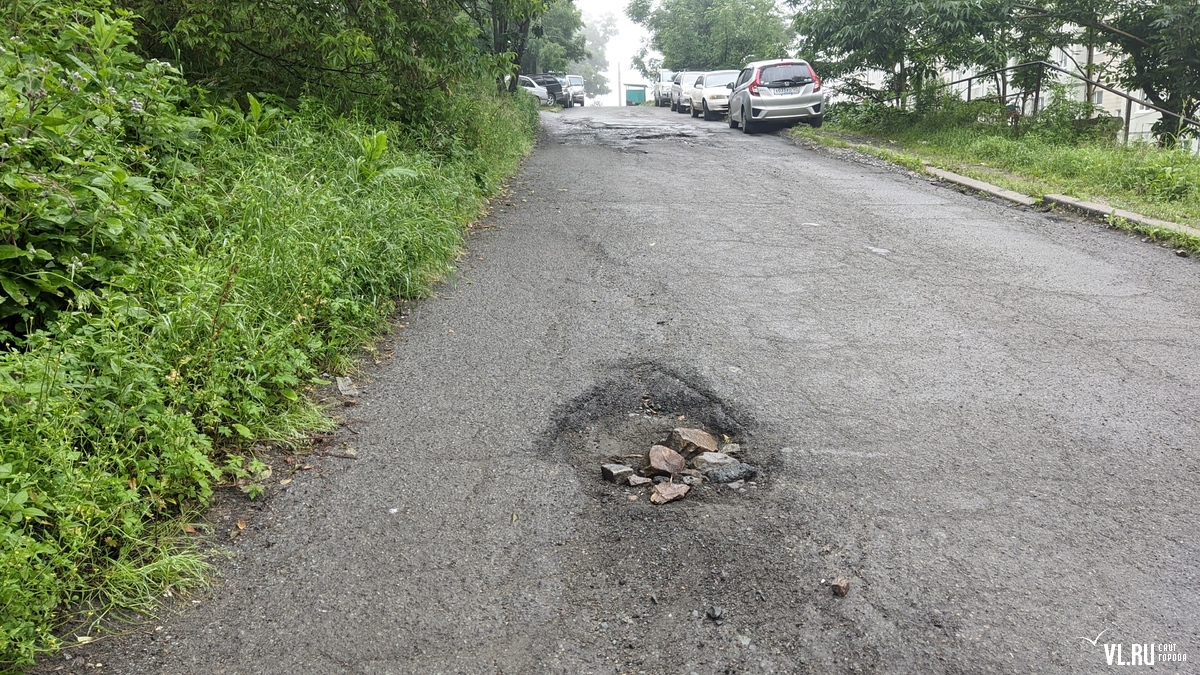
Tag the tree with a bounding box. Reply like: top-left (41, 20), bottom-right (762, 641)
top-left (521, 0), bottom-right (588, 73)
top-left (626, 0), bottom-right (792, 76)
top-left (572, 14), bottom-right (616, 97)
top-left (119, 0), bottom-right (489, 111)
top-left (1020, 0), bottom-right (1200, 143)
top-left (455, 0), bottom-right (555, 91)
top-left (1110, 0), bottom-right (1200, 143)
top-left (792, 0), bottom-right (1016, 103)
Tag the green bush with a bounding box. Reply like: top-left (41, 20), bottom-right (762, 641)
top-left (0, 2), bottom-right (205, 340)
top-left (0, 3), bottom-right (537, 667)
top-left (826, 100), bottom-right (914, 133)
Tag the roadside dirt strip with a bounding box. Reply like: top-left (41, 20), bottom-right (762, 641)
top-left (61, 106), bottom-right (1198, 674)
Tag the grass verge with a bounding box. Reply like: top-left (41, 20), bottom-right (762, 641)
top-left (793, 98), bottom-right (1200, 231)
top-left (1, 87), bottom-right (537, 668)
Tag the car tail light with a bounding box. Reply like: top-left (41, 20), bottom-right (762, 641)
top-left (748, 71), bottom-right (762, 96)
top-left (808, 64), bottom-right (823, 92)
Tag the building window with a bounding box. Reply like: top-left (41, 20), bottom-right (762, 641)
top-left (1092, 90), bottom-right (1103, 104)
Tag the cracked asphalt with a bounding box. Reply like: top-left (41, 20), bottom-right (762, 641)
top-left (58, 106), bottom-right (1199, 673)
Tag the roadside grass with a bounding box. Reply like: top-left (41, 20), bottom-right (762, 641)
top-left (1104, 215), bottom-right (1200, 253)
top-left (792, 98), bottom-right (1200, 229)
top-left (1, 84), bottom-right (537, 668)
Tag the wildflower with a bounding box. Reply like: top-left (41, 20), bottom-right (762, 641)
top-left (130, 98), bottom-right (143, 114)
top-left (106, 86), bottom-right (117, 96)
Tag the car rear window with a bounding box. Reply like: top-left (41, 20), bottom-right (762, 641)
top-left (705, 73), bottom-right (736, 88)
top-left (569, 76), bottom-right (583, 86)
top-left (759, 64), bottom-right (813, 84)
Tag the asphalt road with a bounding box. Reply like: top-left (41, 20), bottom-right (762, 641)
top-left (62, 106), bottom-right (1199, 673)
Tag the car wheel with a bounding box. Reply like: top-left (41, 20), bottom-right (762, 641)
top-left (808, 114), bottom-right (824, 128)
top-left (691, 103), bottom-right (700, 118)
top-left (702, 102), bottom-right (714, 121)
top-left (678, 102), bottom-right (688, 114)
top-left (741, 107), bottom-right (756, 134)
top-left (728, 109), bottom-right (739, 129)
top-left (670, 100), bottom-right (677, 111)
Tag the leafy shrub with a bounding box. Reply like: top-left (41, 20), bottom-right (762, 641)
top-left (0, 2), bottom-right (205, 340)
top-left (1027, 85), bottom-right (1119, 144)
top-left (825, 100), bottom-right (914, 133)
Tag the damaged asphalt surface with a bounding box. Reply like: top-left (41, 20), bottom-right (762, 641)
top-left (62, 106), bottom-right (1199, 673)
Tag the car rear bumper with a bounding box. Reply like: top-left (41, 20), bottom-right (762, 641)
top-left (704, 98), bottom-right (730, 113)
top-left (750, 100), bottom-right (823, 120)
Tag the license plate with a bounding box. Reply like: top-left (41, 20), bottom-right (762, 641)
top-left (771, 87), bottom-right (799, 95)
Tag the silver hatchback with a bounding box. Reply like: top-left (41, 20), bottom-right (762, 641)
top-left (727, 59), bottom-right (824, 134)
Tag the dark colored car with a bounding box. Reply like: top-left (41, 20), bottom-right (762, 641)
top-left (526, 74), bottom-right (573, 107)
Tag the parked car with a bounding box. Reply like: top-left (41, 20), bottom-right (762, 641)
top-left (670, 70), bottom-right (703, 112)
top-left (555, 76), bottom-right (577, 108)
top-left (566, 74), bottom-right (586, 106)
top-left (688, 70), bottom-right (739, 120)
top-left (653, 70), bottom-right (675, 106)
top-left (516, 75), bottom-right (551, 105)
top-left (727, 59), bottom-right (824, 133)
top-left (526, 73), bottom-right (572, 107)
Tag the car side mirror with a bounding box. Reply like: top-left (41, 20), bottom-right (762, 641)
top-left (726, 83), bottom-right (734, 90)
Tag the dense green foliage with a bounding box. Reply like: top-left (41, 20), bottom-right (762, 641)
top-left (790, 0), bottom-right (1200, 144)
top-left (1, 0), bottom-right (538, 667)
top-left (0, 2), bottom-right (200, 339)
top-left (626, 0), bottom-right (792, 76)
top-left (817, 93), bottom-right (1200, 225)
top-left (120, 0), bottom-right (563, 104)
top-left (522, 0), bottom-right (587, 74)
top-left (1110, 0), bottom-right (1200, 140)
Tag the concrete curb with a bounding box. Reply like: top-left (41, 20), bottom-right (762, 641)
top-left (923, 165), bottom-right (1037, 207)
top-left (1042, 194), bottom-right (1200, 239)
top-left (923, 164), bottom-right (1200, 241)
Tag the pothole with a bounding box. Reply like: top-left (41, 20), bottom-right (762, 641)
top-left (546, 116), bottom-right (705, 149)
top-left (544, 362), bottom-right (771, 506)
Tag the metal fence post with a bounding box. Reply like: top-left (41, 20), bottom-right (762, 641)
top-left (967, 78), bottom-right (972, 102)
top-left (1033, 62), bottom-right (1044, 115)
top-left (1124, 97), bottom-right (1133, 144)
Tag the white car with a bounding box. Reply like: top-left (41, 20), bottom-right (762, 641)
top-left (670, 70), bottom-right (704, 113)
top-left (566, 74), bottom-right (586, 106)
top-left (728, 59), bottom-right (826, 133)
top-left (517, 75), bottom-right (551, 105)
top-left (688, 70), bottom-right (739, 120)
top-left (653, 70), bottom-right (675, 106)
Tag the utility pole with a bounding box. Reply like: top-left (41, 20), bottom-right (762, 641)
top-left (617, 62), bottom-right (622, 105)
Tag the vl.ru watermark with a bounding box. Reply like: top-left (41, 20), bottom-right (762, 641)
top-left (1078, 631), bottom-right (1189, 666)
top-left (1102, 643), bottom-right (1186, 666)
